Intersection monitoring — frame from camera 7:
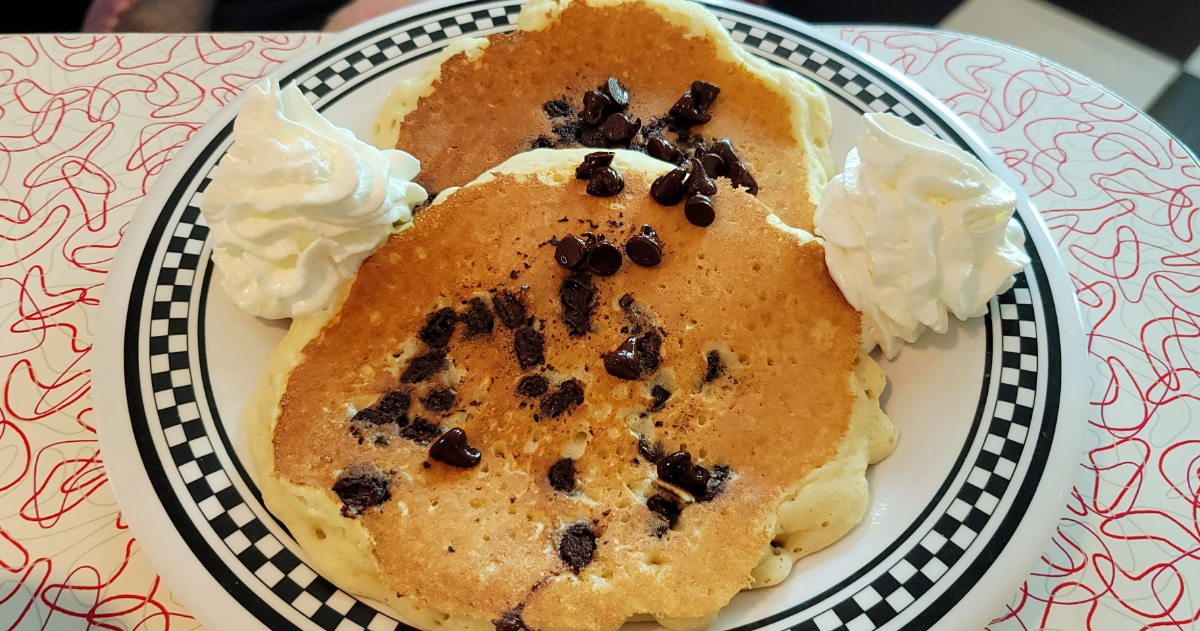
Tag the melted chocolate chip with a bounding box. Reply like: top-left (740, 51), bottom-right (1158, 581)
top-left (684, 194), bottom-right (716, 227)
top-left (575, 151), bottom-right (615, 179)
top-left (463, 297), bottom-right (495, 337)
top-left (516, 374), bottom-right (550, 398)
top-left (586, 167), bottom-right (624, 197)
top-left (637, 438), bottom-right (664, 463)
top-left (650, 166), bottom-right (689, 206)
top-left (401, 351), bottom-right (447, 383)
top-left (603, 336), bottom-right (642, 380)
top-left (699, 152), bottom-right (726, 178)
top-left (727, 160), bottom-right (759, 195)
top-left (400, 418), bottom-right (443, 444)
top-left (649, 385), bottom-right (671, 412)
top-left (647, 494), bottom-right (682, 536)
top-left (429, 427), bottom-right (481, 468)
top-left (493, 290), bottom-right (528, 329)
top-left (602, 113), bottom-right (641, 144)
top-left (625, 224), bottom-right (662, 267)
top-left (543, 99), bottom-right (573, 118)
top-left (647, 136), bottom-right (683, 163)
top-left (559, 273), bottom-right (596, 337)
top-left (548, 458), bottom-right (577, 493)
top-left (555, 234), bottom-right (590, 270)
top-left (493, 606), bottom-right (529, 631)
top-left (586, 238), bottom-right (622, 276)
top-left (558, 522), bottom-right (597, 572)
top-left (704, 350), bottom-right (724, 382)
top-left (696, 465), bottom-right (731, 502)
top-left (421, 388), bottom-right (456, 413)
top-left (657, 451), bottom-right (711, 496)
top-left (513, 326), bottom-right (546, 368)
top-left (332, 469), bottom-right (391, 517)
top-left (602, 77), bottom-right (630, 109)
top-left (638, 330), bottom-right (662, 372)
top-left (685, 157), bottom-right (718, 196)
top-left (540, 379), bottom-right (585, 418)
top-left (419, 308), bottom-right (458, 349)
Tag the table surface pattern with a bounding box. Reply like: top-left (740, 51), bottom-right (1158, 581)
top-left (0, 25), bottom-right (1196, 631)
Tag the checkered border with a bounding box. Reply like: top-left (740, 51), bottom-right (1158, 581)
top-left (126, 3), bottom-right (1055, 630)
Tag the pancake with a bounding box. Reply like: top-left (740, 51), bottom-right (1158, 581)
top-left (373, 0), bottom-right (833, 232)
top-left (248, 149), bottom-right (896, 631)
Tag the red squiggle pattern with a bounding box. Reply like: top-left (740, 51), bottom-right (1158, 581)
top-left (835, 27), bottom-right (1200, 631)
top-left (0, 32), bottom-right (319, 631)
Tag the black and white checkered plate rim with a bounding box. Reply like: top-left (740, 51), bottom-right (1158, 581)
top-left (118, 1), bottom-right (1064, 630)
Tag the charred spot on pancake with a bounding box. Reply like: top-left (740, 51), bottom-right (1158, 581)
top-left (419, 308), bottom-right (458, 349)
top-left (646, 493), bottom-right (682, 536)
top-left (657, 451), bottom-right (710, 496)
top-left (704, 350), bottom-right (724, 382)
top-left (421, 388), bottom-right (456, 413)
top-left (516, 374), bottom-right (549, 398)
top-left (401, 351), bottom-right (447, 384)
top-left (429, 427), bottom-right (482, 468)
top-left (557, 522), bottom-right (597, 572)
top-left (637, 437), bottom-right (664, 463)
top-left (548, 458), bottom-right (577, 493)
top-left (649, 385), bottom-right (671, 412)
top-left (399, 418), bottom-right (443, 444)
top-left (529, 135), bottom-right (555, 149)
top-left (513, 326), bottom-right (546, 368)
top-left (493, 289), bottom-right (529, 329)
top-left (696, 465), bottom-right (731, 502)
top-left (332, 466), bottom-right (392, 517)
top-left (540, 379), bottom-right (585, 418)
top-left (543, 98), bottom-right (572, 118)
top-left (493, 605), bottom-right (529, 631)
top-left (559, 273), bottom-right (596, 337)
top-left (463, 297), bottom-right (495, 337)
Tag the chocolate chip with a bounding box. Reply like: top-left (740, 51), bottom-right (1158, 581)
top-left (602, 113), bottom-right (641, 144)
top-left (657, 451), bottom-right (710, 496)
top-left (421, 388), bottom-right (456, 413)
top-left (669, 91), bottom-right (710, 126)
top-left (543, 99), bottom-right (572, 118)
top-left (647, 136), bottom-right (683, 163)
top-left (685, 157), bottom-right (717, 196)
top-left (586, 167), bottom-right (624, 197)
top-left (419, 308), bottom-right (458, 349)
top-left (429, 427), bottom-right (481, 468)
top-left (400, 418), bottom-right (443, 444)
top-left (684, 194), bottom-right (715, 227)
top-left (647, 494), bottom-right (682, 536)
top-left (554, 119), bottom-right (581, 144)
top-left (517, 374), bottom-right (550, 398)
top-left (493, 606), bottom-right (529, 631)
top-left (709, 138), bottom-right (739, 165)
top-left (624, 224), bottom-right (662, 267)
top-left (638, 330), bottom-right (662, 372)
top-left (699, 152), bottom-right (726, 178)
top-left (332, 468), bottom-right (391, 517)
top-left (463, 297), bottom-right (495, 337)
top-left (581, 90), bottom-right (613, 125)
top-left (555, 234), bottom-right (590, 270)
top-left (637, 438), bottom-right (663, 463)
top-left (727, 160), bottom-right (759, 195)
top-left (575, 151), bottom-right (615, 179)
top-left (704, 350), bottom-right (724, 382)
top-left (540, 379), bottom-right (585, 418)
top-left (493, 290), bottom-right (528, 329)
top-left (586, 238), bottom-right (622, 276)
top-left (649, 385), bottom-right (671, 411)
top-left (559, 273), bottom-right (596, 337)
top-left (602, 77), bottom-right (630, 109)
top-left (690, 80), bottom-right (721, 109)
top-left (618, 293), bottom-right (635, 310)
top-left (579, 126), bottom-right (608, 148)
top-left (696, 465), bottom-right (730, 502)
top-left (603, 336), bottom-right (642, 380)
top-left (557, 522), bottom-right (597, 572)
top-left (529, 135), bottom-right (554, 149)
top-left (401, 351), bottom-right (447, 383)
top-left (548, 458), bottom-right (577, 493)
top-left (650, 166), bottom-right (689, 206)
top-left (513, 326), bottom-right (545, 368)
top-left (375, 390), bottom-right (411, 421)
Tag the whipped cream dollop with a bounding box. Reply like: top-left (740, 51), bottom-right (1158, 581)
top-left (200, 80), bottom-right (427, 320)
top-left (814, 113), bottom-right (1030, 359)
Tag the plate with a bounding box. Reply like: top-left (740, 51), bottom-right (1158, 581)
top-left (92, 1), bottom-right (1088, 630)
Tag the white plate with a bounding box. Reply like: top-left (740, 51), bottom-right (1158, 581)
top-left (93, 1), bottom-right (1088, 630)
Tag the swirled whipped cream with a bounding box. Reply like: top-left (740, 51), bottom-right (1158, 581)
top-left (200, 80), bottom-right (427, 320)
top-left (814, 113), bottom-right (1030, 359)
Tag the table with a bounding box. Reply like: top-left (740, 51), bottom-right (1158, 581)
top-left (1, 25), bottom-right (1196, 631)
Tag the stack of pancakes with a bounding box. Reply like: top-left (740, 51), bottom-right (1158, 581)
top-left (248, 2), bottom-right (897, 630)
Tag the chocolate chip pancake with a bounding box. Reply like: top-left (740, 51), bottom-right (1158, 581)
top-left (247, 149), bottom-right (896, 631)
top-left (373, 0), bottom-right (833, 232)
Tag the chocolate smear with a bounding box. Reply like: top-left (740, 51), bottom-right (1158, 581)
top-left (401, 351), bottom-right (447, 384)
top-left (548, 458), bottom-right (577, 493)
top-left (540, 379), bottom-right (585, 418)
top-left (419, 308), bottom-right (458, 349)
top-left (516, 375), bottom-right (550, 398)
top-left (333, 467), bottom-right (391, 517)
